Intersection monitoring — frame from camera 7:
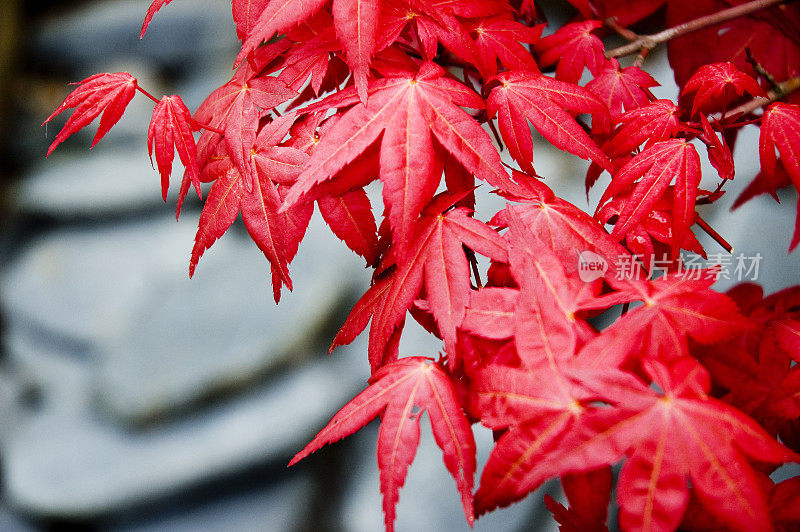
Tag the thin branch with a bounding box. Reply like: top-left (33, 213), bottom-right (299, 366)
top-left (727, 75), bottom-right (800, 117)
top-left (604, 17), bottom-right (639, 42)
top-left (606, 0), bottom-right (791, 59)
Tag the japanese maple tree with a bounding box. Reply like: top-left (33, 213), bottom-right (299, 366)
top-left (43, 0), bottom-right (800, 530)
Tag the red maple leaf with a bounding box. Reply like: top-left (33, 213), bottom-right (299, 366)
top-left (563, 359), bottom-right (795, 531)
top-left (597, 138), bottom-right (701, 252)
top-left (289, 357), bottom-right (476, 532)
top-left (471, 358), bottom-right (604, 515)
top-left (284, 62), bottom-right (519, 253)
top-left (472, 16), bottom-right (543, 78)
top-left (585, 59), bottom-right (658, 118)
top-left (147, 95), bottom-right (200, 201)
top-left (478, 358), bottom-right (797, 530)
top-left (681, 62), bottom-right (766, 116)
top-left (43, 72), bottom-right (138, 156)
top-left (486, 71), bottom-right (613, 175)
top-left (578, 268), bottom-right (750, 369)
top-left (534, 20), bottom-right (605, 84)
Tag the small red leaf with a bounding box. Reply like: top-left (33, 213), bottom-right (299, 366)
top-left (147, 95), bottom-right (200, 201)
top-left (43, 72), bottom-right (138, 157)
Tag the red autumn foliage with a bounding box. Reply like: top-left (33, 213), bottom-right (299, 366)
top-left (43, 0), bottom-right (800, 530)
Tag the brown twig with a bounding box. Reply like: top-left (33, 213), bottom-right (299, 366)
top-left (606, 0), bottom-right (791, 59)
top-left (604, 17), bottom-right (639, 42)
top-left (727, 75), bottom-right (800, 117)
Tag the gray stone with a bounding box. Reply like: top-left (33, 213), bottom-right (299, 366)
top-left (2, 335), bottom-right (367, 519)
top-left (15, 147), bottom-right (173, 218)
top-left (0, 204), bottom-right (375, 518)
top-left (110, 475), bottom-right (312, 532)
top-left (0, 506), bottom-right (36, 532)
top-left (96, 211), bottom-right (367, 422)
top-left (2, 215), bottom-right (198, 345)
top-left (33, 0), bottom-right (239, 72)
top-left (3, 202), bottom-right (370, 417)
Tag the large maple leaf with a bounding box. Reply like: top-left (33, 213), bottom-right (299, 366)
top-left (471, 357), bottom-right (605, 516)
top-left (578, 268), bottom-right (750, 369)
top-left (476, 358), bottom-right (797, 531)
top-left (289, 357), bottom-right (476, 532)
top-left (284, 62), bottom-right (519, 254)
top-left (43, 72), bottom-right (138, 156)
top-left (486, 71), bottom-right (613, 175)
top-left (597, 138), bottom-right (701, 253)
top-left (370, 195), bottom-right (508, 370)
top-left (542, 360), bottom-right (795, 531)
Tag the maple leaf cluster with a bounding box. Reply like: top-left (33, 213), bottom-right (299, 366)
top-left (43, 0), bottom-right (800, 530)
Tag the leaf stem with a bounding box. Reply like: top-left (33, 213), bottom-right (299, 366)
top-left (696, 216), bottom-right (733, 253)
top-left (605, 0), bottom-right (792, 59)
top-left (135, 84), bottom-right (161, 104)
top-left (604, 17), bottom-right (639, 42)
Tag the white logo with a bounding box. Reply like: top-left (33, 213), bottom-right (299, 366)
top-left (577, 251), bottom-right (608, 283)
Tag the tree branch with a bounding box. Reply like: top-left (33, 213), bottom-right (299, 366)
top-left (727, 75), bottom-right (800, 117)
top-left (606, 0), bottom-right (792, 59)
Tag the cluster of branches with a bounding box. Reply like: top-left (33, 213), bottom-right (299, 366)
top-left (43, 0), bottom-right (800, 530)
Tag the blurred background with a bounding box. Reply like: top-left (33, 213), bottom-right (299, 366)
top-left (0, 1), bottom-right (798, 531)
